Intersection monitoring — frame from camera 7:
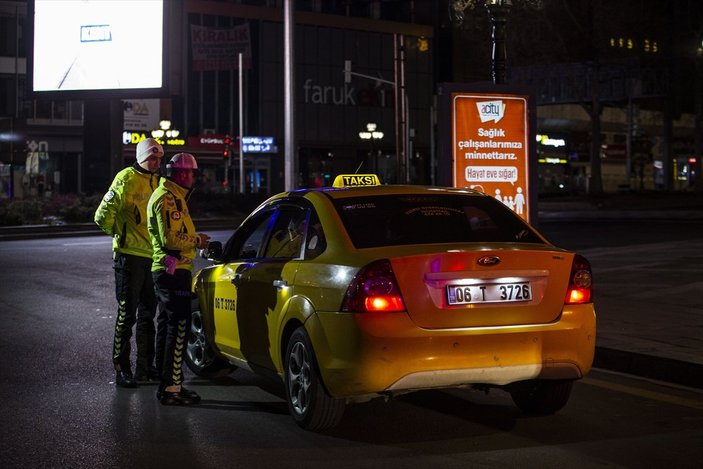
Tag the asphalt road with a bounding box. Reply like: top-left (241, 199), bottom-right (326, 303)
top-left (538, 218), bottom-right (703, 252)
top-left (0, 224), bottom-right (702, 468)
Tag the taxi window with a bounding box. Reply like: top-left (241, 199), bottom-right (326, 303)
top-left (304, 211), bottom-right (326, 259)
top-left (332, 194), bottom-right (542, 249)
top-left (263, 206), bottom-right (308, 259)
top-left (225, 210), bottom-right (275, 260)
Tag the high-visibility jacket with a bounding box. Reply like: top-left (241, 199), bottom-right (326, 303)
top-left (147, 177), bottom-right (202, 273)
top-left (94, 165), bottom-right (159, 258)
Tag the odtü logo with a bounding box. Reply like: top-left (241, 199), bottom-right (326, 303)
top-left (476, 100), bottom-right (506, 123)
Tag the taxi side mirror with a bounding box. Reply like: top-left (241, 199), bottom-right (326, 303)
top-left (201, 241), bottom-right (223, 262)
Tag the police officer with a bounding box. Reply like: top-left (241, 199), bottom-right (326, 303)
top-left (95, 138), bottom-right (163, 387)
top-left (147, 153), bottom-right (209, 405)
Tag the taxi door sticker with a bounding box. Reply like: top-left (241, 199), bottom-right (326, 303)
top-left (452, 93), bottom-right (530, 222)
top-left (212, 265), bottom-right (242, 356)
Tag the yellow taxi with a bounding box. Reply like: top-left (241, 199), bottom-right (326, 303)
top-left (187, 175), bottom-right (596, 431)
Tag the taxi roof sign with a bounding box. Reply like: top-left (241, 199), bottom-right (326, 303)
top-left (332, 174), bottom-right (381, 187)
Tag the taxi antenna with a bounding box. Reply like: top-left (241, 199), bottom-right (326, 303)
top-left (354, 161), bottom-right (364, 174)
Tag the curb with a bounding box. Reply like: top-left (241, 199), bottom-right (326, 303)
top-left (0, 218), bottom-right (242, 242)
top-left (594, 346), bottom-right (703, 390)
top-left (538, 210), bottom-right (703, 222)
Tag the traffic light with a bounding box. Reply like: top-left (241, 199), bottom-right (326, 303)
top-left (223, 135), bottom-right (231, 159)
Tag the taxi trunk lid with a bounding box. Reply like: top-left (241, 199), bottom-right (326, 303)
top-left (389, 246), bottom-right (574, 329)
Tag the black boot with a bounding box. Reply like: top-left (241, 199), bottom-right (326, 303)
top-left (157, 384), bottom-right (200, 402)
top-left (115, 369), bottom-right (137, 388)
top-left (135, 365), bottom-right (160, 383)
top-left (159, 388), bottom-right (201, 406)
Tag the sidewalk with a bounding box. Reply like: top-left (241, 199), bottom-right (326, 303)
top-left (2, 200), bottom-right (702, 390)
top-left (538, 195), bottom-right (703, 389)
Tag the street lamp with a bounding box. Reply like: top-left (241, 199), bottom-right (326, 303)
top-left (151, 120), bottom-right (179, 140)
top-left (485, 0), bottom-right (512, 85)
top-left (345, 59), bottom-right (407, 183)
top-left (359, 123), bottom-right (384, 173)
top-left (449, 0), bottom-right (542, 84)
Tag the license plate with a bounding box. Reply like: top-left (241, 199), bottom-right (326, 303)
top-left (446, 282), bottom-right (532, 305)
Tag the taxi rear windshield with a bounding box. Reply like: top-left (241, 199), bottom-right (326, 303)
top-left (332, 194), bottom-right (543, 249)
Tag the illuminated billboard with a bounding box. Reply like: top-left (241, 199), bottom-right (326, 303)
top-left (452, 93), bottom-right (531, 222)
top-left (30, 0), bottom-right (165, 97)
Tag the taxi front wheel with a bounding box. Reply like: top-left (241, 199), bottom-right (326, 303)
top-left (509, 379), bottom-right (573, 415)
top-left (185, 299), bottom-right (234, 378)
top-left (285, 327), bottom-right (345, 431)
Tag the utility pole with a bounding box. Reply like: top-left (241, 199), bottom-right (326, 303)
top-left (345, 54), bottom-right (408, 184)
top-left (284, 0), bottom-right (296, 191)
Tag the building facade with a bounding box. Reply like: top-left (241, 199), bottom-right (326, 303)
top-left (1, 0), bottom-right (700, 200)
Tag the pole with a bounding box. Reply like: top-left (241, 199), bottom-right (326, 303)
top-left (485, 0), bottom-right (512, 85)
top-left (394, 34), bottom-right (408, 184)
top-left (695, 48), bottom-right (703, 192)
top-left (401, 43), bottom-right (409, 184)
top-left (625, 84), bottom-right (633, 186)
top-left (284, 0), bottom-right (296, 191)
top-left (239, 53), bottom-right (245, 194)
top-left (10, 4), bottom-right (19, 198)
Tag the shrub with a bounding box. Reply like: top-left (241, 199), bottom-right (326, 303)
top-left (0, 193), bottom-right (101, 226)
top-left (58, 194), bottom-right (101, 223)
top-left (0, 198), bottom-right (45, 226)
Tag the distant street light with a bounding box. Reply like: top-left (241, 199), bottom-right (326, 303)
top-left (359, 123), bottom-right (384, 173)
top-left (345, 59), bottom-right (406, 182)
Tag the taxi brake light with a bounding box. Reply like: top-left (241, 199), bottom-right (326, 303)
top-left (565, 254), bottom-right (593, 304)
top-left (341, 259), bottom-right (406, 313)
top-left (568, 289), bottom-right (588, 304)
top-left (365, 295), bottom-right (404, 312)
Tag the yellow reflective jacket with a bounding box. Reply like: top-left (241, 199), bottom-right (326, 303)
top-left (94, 165), bottom-right (159, 258)
top-left (147, 177), bottom-right (202, 273)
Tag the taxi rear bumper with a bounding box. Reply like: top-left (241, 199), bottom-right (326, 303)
top-left (305, 304), bottom-right (596, 399)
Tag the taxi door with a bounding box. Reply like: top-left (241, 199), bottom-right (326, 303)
top-left (211, 210), bottom-right (273, 361)
top-left (216, 204), bottom-right (307, 372)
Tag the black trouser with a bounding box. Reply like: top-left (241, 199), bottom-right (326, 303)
top-left (153, 269), bottom-right (192, 387)
top-left (113, 253), bottom-right (157, 375)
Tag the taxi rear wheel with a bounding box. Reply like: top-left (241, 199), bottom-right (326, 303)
top-left (510, 379), bottom-right (573, 415)
top-left (185, 299), bottom-right (234, 378)
top-left (284, 327), bottom-right (345, 431)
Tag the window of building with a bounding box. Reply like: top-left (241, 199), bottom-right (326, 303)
top-left (0, 13), bottom-right (26, 57)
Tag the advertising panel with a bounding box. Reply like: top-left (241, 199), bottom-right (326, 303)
top-left (452, 93), bottom-right (531, 222)
top-left (122, 99), bottom-right (160, 131)
top-left (190, 24), bottom-right (252, 71)
top-left (31, 0), bottom-right (164, 93)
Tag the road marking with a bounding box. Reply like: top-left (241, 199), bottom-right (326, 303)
top-left (61, 241), bottom-right (112, 246)
top-left (582, 377), bottom-right (703, 410)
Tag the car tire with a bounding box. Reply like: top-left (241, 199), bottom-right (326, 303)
top-left (510, 379), bottom-right (574, 415)
top-left (285, 327), bottom-right (345, 431)
top-left (185, 299), bottom-right (234, 378)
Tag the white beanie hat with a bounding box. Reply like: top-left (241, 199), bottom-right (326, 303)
top-left (136, 138), bottom-right (164, 163)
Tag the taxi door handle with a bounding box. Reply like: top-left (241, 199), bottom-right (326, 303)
top-left (272, 279), bottom-right (287, 288)
top-left (231, 273), bottom-right (242, 286)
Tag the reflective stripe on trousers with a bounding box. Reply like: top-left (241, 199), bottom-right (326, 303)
top-left (153, 269), bottom-right (192, 387)
top-left (112, 253), bottom-right (157, 372)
